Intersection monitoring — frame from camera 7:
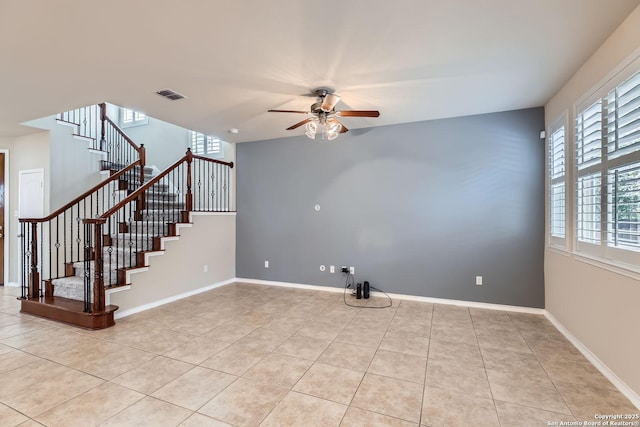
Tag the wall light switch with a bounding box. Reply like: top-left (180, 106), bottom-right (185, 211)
top-left (476, 276), bottom-right (483, 285)
top-left (265, 261), bottom-right (269, 268)
top-left (329, 265), bottom-right (335, 273)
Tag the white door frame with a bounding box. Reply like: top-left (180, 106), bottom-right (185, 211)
top-left (0, 149), bottom-right (8, 286)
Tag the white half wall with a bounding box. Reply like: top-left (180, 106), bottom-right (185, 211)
top-left (0, 132), bottom-right (51, 283)
top-left (544, 5), bottom-right (640, 396)
top-left (109, 213), bottom-right (236, 313)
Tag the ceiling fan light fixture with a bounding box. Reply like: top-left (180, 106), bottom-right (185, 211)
top-left (268, 89), bottom-right (379, 141)
top-left (326, 130), bottom-right (339, 141)
top-left (305, 121), bottom-right (317, 139)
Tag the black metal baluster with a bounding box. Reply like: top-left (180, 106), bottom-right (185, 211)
top-left (39, 223), bottom-right (44, 296)
top-left (84, 223), bottom-right (91, 312)
top-left (48, 220), bottom-right (52, 280)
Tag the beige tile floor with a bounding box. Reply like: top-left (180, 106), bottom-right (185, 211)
top-left (0, 283), bottom-right (637, 426)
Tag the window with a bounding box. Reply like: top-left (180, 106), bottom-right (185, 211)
top-left (120, 108), bottom-right (148, 128)
top-left (574, 69), bottom-right (640, 265)
top-left (575, 99), bottom-right (603, 249)
top-left (190, 131), bottom-right (224, 158)
top-left (604, 71), bottom-right (640, 253)
top-left (549, 124), bottom-right (566, 241)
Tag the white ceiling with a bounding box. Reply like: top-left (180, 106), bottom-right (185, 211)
top-left (1, 0), bottom-right (639, 142)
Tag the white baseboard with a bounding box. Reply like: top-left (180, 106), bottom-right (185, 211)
top-left (4, 282), bottom-right (19, 287)
top-left (545, 312), bottom-right (640, 410)
top-left (237, 278), bottom-right (346, 294)
top-left (114, 277), bottom-right (236, 319)
top-left (234, 278), bottom-right (545, 314)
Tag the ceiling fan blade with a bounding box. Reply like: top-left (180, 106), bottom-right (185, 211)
top-left (321, 94), bottom-right (341, 112)
top-left (339, 121), bottom-right (349, 133)
top-left (286, 118), bottom-right (313, 130)
top-left (268, 109), bottom-right (309, 114)
top-left (336, 110), bottom-right (380, 118)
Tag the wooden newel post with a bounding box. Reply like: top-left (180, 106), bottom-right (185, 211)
top-left (139, 144), bottom-right (146, 184)
top-left (185, 148), bottom-right (193, 212)
top-left (99, 103), bottom-right (106, 151)
top-left (29, 222), bottom-right (40, 298)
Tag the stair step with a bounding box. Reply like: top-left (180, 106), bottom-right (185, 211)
top-left (139, 210), bottom-right (183, 222)
top-left (144, 200), bottom-right (185, 210)
top-left (51, 276), bottom-right (91, 301)
top-left (72, 262), bottom-right (119, 285)
top-left (127, 221), bottom-right (170, 235)
top-left (144, 193), bottom-right (178, 201)
top-left (110, 233), bottom-right (153, 248)
top-left (20, 297), bottom-right (117, 330)
top-left (102, 246), bottom-right (138, 268)
top-left (127, 182), bottom-right (169, 192)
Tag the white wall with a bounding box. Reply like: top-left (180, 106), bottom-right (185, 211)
top-left (109, 213), bottom-right (235, 314)
top-left (0, 131), bottom-right (51, 283)
top-left (121, 115), bottom-right (191, 170)
top-left (544, 5), bottom-right (640, 397)
top-left (112, 106), bottom-right (236, 170)
top-left (22, 115), bottom-right (103, 211)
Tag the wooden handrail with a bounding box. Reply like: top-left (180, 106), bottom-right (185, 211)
top-left (192, 154), bottom-right (234, 168)
top-left (103, 116), bottom-right (142, 151)
top-left (19, 160), bottom-right (142, 223)
top-left (99, 154), bottom-right (189, 219)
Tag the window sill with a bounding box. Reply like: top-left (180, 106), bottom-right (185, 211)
top-left (547, 246), bottom-right (570, 257)
top-left (572, 252), bottom-right (640, 280)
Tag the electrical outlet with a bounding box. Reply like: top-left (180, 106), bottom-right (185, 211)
top-left (203, 264), bottom-right (208, 273)
top-left (350, 266), bottom-right (355, 274)
top-left (329, 265), bottom-right (335, 273)
top-left (476, 276), bottom-right (483, 285)
top-left (265, 261), bottom-right (269, 268)
top-left (341, 266), bottom-right (348, 273)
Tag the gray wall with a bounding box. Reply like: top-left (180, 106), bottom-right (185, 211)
top-left (236, 108), bottom-right (545, 308)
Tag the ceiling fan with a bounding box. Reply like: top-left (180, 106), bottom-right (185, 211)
top-left (268, 88), bottom-right (380, 140)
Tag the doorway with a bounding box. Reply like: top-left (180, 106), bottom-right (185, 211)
top-left (18, 169), bottom-right (44, 218)
top-left (0, 153), bottom-right (5, 285)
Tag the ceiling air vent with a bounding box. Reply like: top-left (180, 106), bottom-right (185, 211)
top-left (155, 89), bottom-right (187, 101)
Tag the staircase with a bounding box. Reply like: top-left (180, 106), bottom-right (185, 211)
top-left (49, 166), bottom-right (163, 297)
top-left (19, 105), bottom-right (234, 329)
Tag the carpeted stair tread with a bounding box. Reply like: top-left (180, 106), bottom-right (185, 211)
top-left (51, 276), bottom-right (91, 300)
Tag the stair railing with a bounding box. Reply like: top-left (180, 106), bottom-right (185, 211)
top-left (57, 104), bottom-right (146, 182)
top-left (57, 104), bottom-right (100, 143)
top-left (100, 105), bottom-right (146, 184)
top-left (19, 161), bottom-right (143, 300)
top-left (20, 105), bottom-right (146, 302)
top-left (82, 149), bottom-right (234, 312)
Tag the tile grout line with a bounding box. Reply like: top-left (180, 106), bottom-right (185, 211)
top-left (508, 312), bottom-right (579, 421)
top-left (470, 308), bottom-right (503, 427)
top-left (418, 301), bottom-right (435, 427)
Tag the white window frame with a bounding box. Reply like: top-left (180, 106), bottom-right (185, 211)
top-left (190, 131), bottom-right (224, 159)
top-left (548, 116), bottom-right (567, 248)
top-left (573, 58), bottom-right (640, 269)
top-left (120, 108), bottom-right (148, 128)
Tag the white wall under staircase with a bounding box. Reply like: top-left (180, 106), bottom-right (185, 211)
top-left (109, 212), bottom-right (236, 316)
top-left (21, 115), bottom-right (103, 210)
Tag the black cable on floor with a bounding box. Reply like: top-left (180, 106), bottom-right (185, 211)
top-left (342, 272), bottom-right (392, 309)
